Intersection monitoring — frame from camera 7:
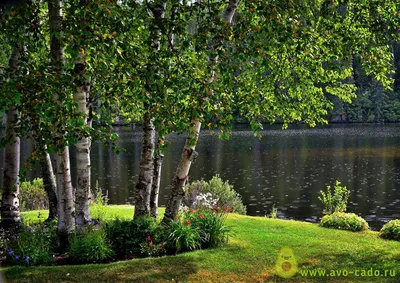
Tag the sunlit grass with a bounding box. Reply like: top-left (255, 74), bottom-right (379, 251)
top-left (3, 207), bottom-right (400, 282)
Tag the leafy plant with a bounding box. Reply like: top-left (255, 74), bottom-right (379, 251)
top-left (5, 222), bottom-right (57, 266)
top-left (104, 217), bottom-right (158, 257)
top-left (90, 183), bottom-right (109, 221)
top-left (266, 204), bottom-right (278, 219)
top-left (139, 236), bottom-right (166, 257)
top-left (318, 180), bottom-right (350, 215)
top-left (379, 220), bottom-right (400, 241)
top-left (163, 218), bottom-right (202, 254)
top-left (320, 212), bottom-right (369, 232)
top-left (188, 208), bottom-right (230, 248)
top-left (184, 175), bottom-right (246, 214)
top-left (19, 178), bottom-right (48, 211)
top-left (68, 226), bottom-right (113, 263)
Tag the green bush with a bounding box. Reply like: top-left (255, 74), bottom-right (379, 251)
top-left (90, 185), bottom-right (109, 221)
top-left (184, 175), bottom-right (246, 214)
top-left (318, 180), bottom-right (350, 215)
top-left (139, 236), bottom-right (166, 257)
top-left (163, 218), bottom-right (202, 253)
top-left (320, 212), bottom-right (369, 232)
top-left (104, 217), bottom-right (158, 257)
top-left (5, 222), bottom-right (57, 266)
top-left (19, 178), bottom-right (48, 211)
top-left (68, 226), bottom-right (113, 263)
top-left (188, 208), bottom-right (230, 248)
top-left (379, 220), bottom-right (400, 241)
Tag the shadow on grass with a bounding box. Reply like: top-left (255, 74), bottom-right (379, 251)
top-left (3, 255), bottom-right (199, 283)
top-left (2, 243), bottom-right (249, 283)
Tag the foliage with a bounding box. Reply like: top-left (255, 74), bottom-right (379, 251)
top-left (162, 217), bottom-right (202, 254)
top-left (19, 178), bottom-right (47, 211)
top-left (90, 186), bottom-right (109, 222)
top-left (139, 236), bottom-right (166, 258)
top-left (104, 217), bottom-right (158, 257)
top-left (6, 208), bottom-right (400, 283)
top-left (318, 180), bottom-right (350, 215)
top-left (379, 220), bottom-right (400, 241)
top-left (320, 212), bottom-right (369, 232)
top-left (267, 204), bottom-right (278, 219)
top-left (68, 224), bottom-right (113, 263)
top-left (187, 208), bottom-right (230, 249)
top-left (184, 175), bottom-right (246, 215)
top-left (4, 221), bottom-right (57, 266)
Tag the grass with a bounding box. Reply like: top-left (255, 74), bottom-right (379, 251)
top-left (2, 206), bottom-right (400, 283)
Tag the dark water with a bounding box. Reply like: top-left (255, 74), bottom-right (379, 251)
top-left (1, 124), bottom-right (400, 230)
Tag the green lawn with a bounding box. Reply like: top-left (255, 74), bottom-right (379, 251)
top-left (2, 206), bottom-right (400, 283)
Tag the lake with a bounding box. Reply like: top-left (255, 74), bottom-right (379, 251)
top-left (1, 124), bottom-right (400, 230)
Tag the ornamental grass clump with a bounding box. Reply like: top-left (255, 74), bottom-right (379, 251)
top-left (68, 221), bottom-right (113, 263)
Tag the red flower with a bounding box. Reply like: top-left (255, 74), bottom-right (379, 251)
top-left (199, 214), bottom-right (204, 219)
top-left (184, 220), bottom-right (190, 226)
top-left (189, 208), bottom-right (194, 213)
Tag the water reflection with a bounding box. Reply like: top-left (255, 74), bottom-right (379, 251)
top-left (1, 124), bottom-right (400, 229)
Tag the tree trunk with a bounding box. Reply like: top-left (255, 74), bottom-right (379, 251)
top-left (48, 0), bottom-right (74, 246)
top-left (56, 147), bottom-right (74, 246)
top-left (134, 0), bottom-right (166, 219)
top-left (1, 43), bottom-right (21, 228)
top-left (134, 111), bottom-right (155, 219)
top-left (1, 108), bottom-right (21, 227)
top-left (163, 120), bottom-right (201, 221)
top-left (1, 112), bottom-right (6, 128)
top-left (38, 146), bottom-right (58, 221)
top-left (150, 138), bottom-right (164, 218)
top-left (74, 67), bottom-right (92, 232)
top-left (163, 0), bottom-right (240, 222)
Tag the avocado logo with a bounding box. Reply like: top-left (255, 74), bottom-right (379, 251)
top-left (275, 247), bottom-right (298, 278)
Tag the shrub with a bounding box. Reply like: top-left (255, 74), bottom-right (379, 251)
top-left (163, 218), bottom-right (202, 253)
top-left (68, 225), bottom-right (113, 263)
top-left (184, 175), bottom-right (246, 214)
top-left (139, 236), bottom-right (166, 257)
top-left (19, 178), bottom-right (48, 211)
top-left (318, 180), bottom-right (350, 215)
top-left (104, 217), bottom-right (158, 257)
top-left (379, 220), bottom-right (400, 241)
top-left (5, 222), bottom-right (57, 266)
top-left (189, 208), bottom-right (230, 248)
top-left (90, 185), bottom-right (109, 221)
top-left (320, 212), bottom-right (369, 232)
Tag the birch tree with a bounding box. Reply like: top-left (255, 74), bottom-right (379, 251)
top-left (48, 0), bottom-right (75, 245)
top-left (1, 45), bottom-right (21, 226)
top-left (163, 0), bottom-right (400, 221)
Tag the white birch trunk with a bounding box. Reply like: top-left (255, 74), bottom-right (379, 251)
top-left (134, 0), bottom-right (167, 219)
top-left (1, 44), bottom-right (21, 227)
top-left (48, 0), bottom-right (75, 243)
top-left (163, 0), bottom-right (240, 221)
top-left (56, 147), bottom-right (75, 238)
top-left (163, 120), bottom-right (201, 221)
top-left (1, 108), bottom-right (21, 227)
top-left (150, 138), bottom-right (164, 218)
top-left (74, 72), bottom-right (91, 231)
top-left (134, 111), bottom-right (155, 218)
top-left (38, 145), bottom-right (58, 221)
